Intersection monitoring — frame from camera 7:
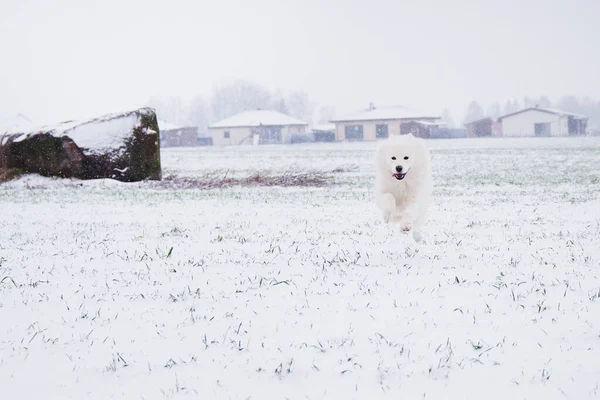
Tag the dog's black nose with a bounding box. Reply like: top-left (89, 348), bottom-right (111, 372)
top-left (395, 165), bottom-right (403, 173)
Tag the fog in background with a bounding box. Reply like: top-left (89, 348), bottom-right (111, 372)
top-left (1, 0), bottom-right (599, 128)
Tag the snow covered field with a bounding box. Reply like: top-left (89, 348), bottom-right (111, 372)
top-left (1, 137), bottom-right (600, 400)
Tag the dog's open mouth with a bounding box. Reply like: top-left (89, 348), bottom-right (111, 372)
top-left (392, 172), bottom-right (407, 180)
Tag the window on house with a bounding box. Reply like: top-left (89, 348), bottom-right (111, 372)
top-left (376, 124), bottom-right (388, 139)
top-left (224, 131), bottom-right (230, 138)
top-left (400, 122), bottom-right (419, 135)
top-left (345, 125), bottom-right (364, 141)
top-left (262, 126), bottom-right (282, 144)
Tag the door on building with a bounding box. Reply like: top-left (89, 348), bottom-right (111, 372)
top-left (534, 122), bottom-right (551, 137)
top-left (567, 117), bottom-right (585, 136)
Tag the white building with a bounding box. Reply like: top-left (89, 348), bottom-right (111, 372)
top-left (330, 105), bottom-right (443, 141)
top-left (499, 107), bottom-right (588, 137)
top-left (208, 109), bottom-right (308, 146)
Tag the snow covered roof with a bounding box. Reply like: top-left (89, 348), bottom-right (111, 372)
top-left (209, 109), bottom-right (308, 129)
top-left (498, 107), bottom-right (588, 120)
top-left (311, 123), bottom-right (336, 132)
top-left (413, 120), bottom-right (447, 126)
top-left (331, 106), bottom-right (440, 123)
top-left (157, 119), bottom-right (181, 131)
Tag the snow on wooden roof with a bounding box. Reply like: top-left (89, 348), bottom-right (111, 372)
top-left (209, 109), bottom-right (308, 129)
top-left (331, 106), bottom-right (440, 123)
top-left (498, 107), bottom-right (588, 120)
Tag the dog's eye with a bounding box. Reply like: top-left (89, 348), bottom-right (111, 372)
top-left (391, 156), bottom-right (396, 160)
top-left (404, 156), bottom-right (409, 160)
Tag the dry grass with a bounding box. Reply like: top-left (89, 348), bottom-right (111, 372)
top-left (154, 166), bottom-right (358, 190)
top-left (156, 171), bottom-right (330, 190)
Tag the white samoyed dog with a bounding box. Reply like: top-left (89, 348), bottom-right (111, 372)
top-left (374, 134), bottom-right (432, 242)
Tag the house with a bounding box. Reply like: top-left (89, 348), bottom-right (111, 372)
top-left (464, 117), bottom-right (503, 137)
top-left (498, 107), bottom-right (588, 137)
top-left (208, 109), bottom-right (308, 146)
top-left (311, 123), bottom-right (336, 142)
top-left (158, 120), bottom-right (197, 147)
top-left (158, 120), bottom-right (212, 147)
top-left (330, 105), bottom-right (444, 141)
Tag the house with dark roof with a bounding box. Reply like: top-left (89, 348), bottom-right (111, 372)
top-left (464, 117), bottom-right (502, 137)
top-left (498, 107), bottom-right (588, 137)
top-left (158, 120), bottom-right (211, 147)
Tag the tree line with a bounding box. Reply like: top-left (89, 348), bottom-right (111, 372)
top-left (148, 82), bottom-right (600, 133)
top-left (147, 80), bottom-right (336, 133)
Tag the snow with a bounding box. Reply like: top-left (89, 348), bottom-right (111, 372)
top-left (1, 108), bottom-right (154, 155)
top-left (209, 109), bottom-right (308, 129)
top-left (12, 133), bottom-right (28, 143)
top-left (1, 137), bottom-right (600, 399)
top-left (311, 123), bottom-right (336, 132)
top-left (414, 119), bottom-right (447, 126)
top-left (158, 119), bottom-right (181, 131)
top-left (0, 113), bottom-right (34, 134)
top-left (332, 105), bottom-right (441, 122)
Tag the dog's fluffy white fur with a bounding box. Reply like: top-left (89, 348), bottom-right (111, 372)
top-left (374, 134), bottom-right (432, 242)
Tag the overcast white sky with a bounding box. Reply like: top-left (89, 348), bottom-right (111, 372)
top-left (1, 0), bottom-right (599, 124)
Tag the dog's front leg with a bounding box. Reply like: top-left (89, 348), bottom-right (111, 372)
top-left (375, 192), bottom-right (396, 223)
top-left (398, 197), bottom-right (419, 232)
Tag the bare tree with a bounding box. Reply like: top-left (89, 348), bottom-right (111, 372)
top-left (187, 95), bottom-right (211, 134)
top-left (463, 101), bottom-right (485, 124)
top-left (557, 96), bottom-right (581, 113)
top-left (147, 96), bottom-right (186, 125)
top-left (317, 106), bottom-right (336, 124)
top-left (503, 98), bottom-right (521, 115)
top-left (271, 89), bottom-right (289, 115)
top-left (165, 96), bottom-right (185, 125)
top-left (210, 80), bottom-right (272, 121)
top-left (538, 95), bottom-right (552, 108)
top-left (146, 96), bottom-right (165, 118)
top-left (285, 90), bottom-right (313, 122)
top-left (523, 96), bottom-right (536, 109)
top-left (486, 101), bottom-right (502, 120)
